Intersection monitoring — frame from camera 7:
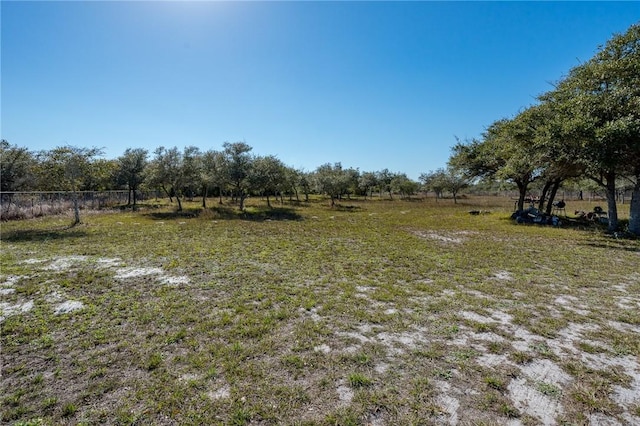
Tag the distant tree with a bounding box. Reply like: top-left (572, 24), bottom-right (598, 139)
top-left (282, 166), bottom-right (301, 202)
top-left (390, 173), bottom-right (420, 199)
top-left (358, 171), bottom-right (379, 199)
top-left (313, 163), bottom-right (351, 207)
top-left (419, 169), bottom-right (447, 200)
top-left (442, 168), bottom-right (469, 204)
top-left (115, 148), bottom-right (148, 207)
top-left (223, 142), bottom-right (253, 211)
top-left (376, 169), bottom-right (395, 199)
top-left (181, 146), bottom-right (202, 201)
top-left (147, 146), bottom-right (185, 210)
top-left (38, 145), bottom-right (103, 225)
top-left (84, 158), bottom-right (119, 191)
top-left (200, 149), bottom-right (228, 207)
top-left (0, 140), bottom-right (36, 193)
top-left (249, 155), bottom-right (286, 207)
top-left (298, 170), bottom-right (312, 202)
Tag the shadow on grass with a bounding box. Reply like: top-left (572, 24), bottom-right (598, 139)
top-left (580, 240), bottom-right (639, 252)
top-left (0, 227), bottom-right (88, 243)
top-left (332, 203), bottom-right (363, 212)
top-left (239, 206), bottom-right (303, 221)
top-left (144, 205), bottom-right (303, 222)
top-left (144, 208), bottom-right (203, 220)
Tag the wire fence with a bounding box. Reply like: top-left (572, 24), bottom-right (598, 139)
top-left (0, 191), bottom-right (154, 221)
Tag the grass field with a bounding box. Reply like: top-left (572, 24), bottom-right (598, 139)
top-left (1, 195), bottom-right (639, 425)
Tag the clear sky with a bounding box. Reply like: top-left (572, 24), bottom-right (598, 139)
top-left (2, 1), bottom-right (639, 180)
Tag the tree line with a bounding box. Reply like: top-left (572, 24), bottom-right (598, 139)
top-left (2, 140), bottom-right (462, 215)
top-left (449, 23), bottom-right (640, 235)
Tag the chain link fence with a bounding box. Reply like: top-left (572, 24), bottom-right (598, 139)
top-left (0, 191), bottom-right (154, 221)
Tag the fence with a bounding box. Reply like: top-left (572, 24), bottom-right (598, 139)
top-left (0, 191), bottom-right (151, 221)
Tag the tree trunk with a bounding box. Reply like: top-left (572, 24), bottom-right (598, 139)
top-left (127, 189), bottom-right (132, 206)
top-left (202, 186), bottom-right (208, 208)
top-left (604, 177), bottom-right (618, 232)
top-left (545, 179), bottom-right (562, 216)
top-left (239, 192), bottom-right (246, 211)
top-left (176, 195), bottom-right (182, 212)
top-left (72, 192), bottom-right (81, 225)
top-left (516, 181), bottom-right (528, 212)
top-left (162, 185), bottom-right (173, 203)
top-left (628, 177), bottom-right (640, 236)
top-left (132, 187), bottom-right (138, 208)
top-left (538, 180), bottom-right (553, 211)
top-left (266, 194), bottom-right (271, 208)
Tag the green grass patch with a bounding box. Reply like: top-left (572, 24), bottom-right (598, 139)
top-left (1, 196), bottom-right (638, 424)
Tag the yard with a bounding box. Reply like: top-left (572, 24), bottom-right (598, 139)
top-left (1, 196), bottom-right (639, 425)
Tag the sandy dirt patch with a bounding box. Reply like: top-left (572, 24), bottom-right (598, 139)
top-left (54, 300), bottom-right (85, 315)
top-left (114, 267), bottom-right (164, 279)
top-left (0, 300), bottom-right (34, 321)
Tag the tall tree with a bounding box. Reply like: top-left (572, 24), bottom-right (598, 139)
top-left (541, 24), bottom-right (640, 233)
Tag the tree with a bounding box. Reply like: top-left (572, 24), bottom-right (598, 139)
top-left (540, 24), bottom-right (640, 233)
top-left (115, 148), bottom-right (148, 208)
top-left (84, 158), bottom-right (119, 191)
top-left (0, 140), bottom-right (35, 193)
top-left (358, 172), bottom-right (379, 199)
top-left (200, 149), bottom-right (228, 207)
top-left (390, 173), bottom-right (420, 199)
top-left (223, 142), bottom-right (253, 211)
top-left (313, 163), bottom-right (351, 207)
top-left (451, 117), bottom-right (542, 211)
top-left (419, 169), bottom-right (447, 200)
top-left (38, 145), bottom-right (103, 225)
top-left (147, 146), bottom-right (185, 210)
top-left (298, 170), bottom-right (312, 202)
top-left (282, 166), bottom-right (302, 202)
top-left (249, 155), bottom-right (286, 208)
top-left (442, 168), bottom-right (469, 203)
top-left (420, 167), bottom-right (468, 202)
top-left (376, 169), bottom-right (395, 199)
top-left (181, 146), bottom-right (202, 202)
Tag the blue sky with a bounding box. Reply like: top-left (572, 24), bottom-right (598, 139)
top-left (2, 2), bottom-right (639, 180)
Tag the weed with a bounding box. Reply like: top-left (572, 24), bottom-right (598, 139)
top-left (434, 368), bottom-right (453, 380)
top-left (146, 352), bottom-right (163, 371)
top-left (485, 376), bottom-right (506, 392)
top-left (61, 403), bottom-right (76, 417)
top-left (348, 373), bottom-right (373, 388)
top-left (510, 350), bottom-right (533, 364)
top-left (537, 381), bottom-right (562, 398)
